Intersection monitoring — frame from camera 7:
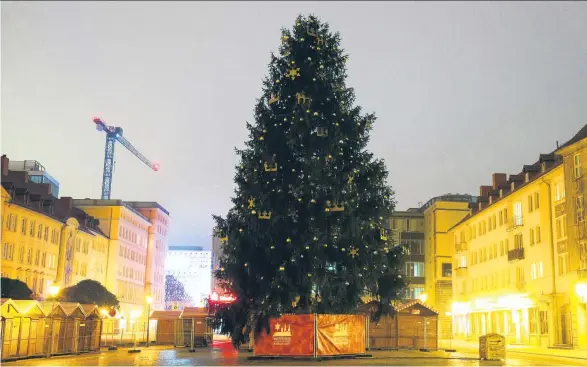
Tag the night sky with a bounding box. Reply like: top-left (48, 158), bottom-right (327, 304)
top-left (2, 2), bottom-right (586, 248)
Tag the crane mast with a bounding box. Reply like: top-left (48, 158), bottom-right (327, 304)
top-left (93, 117), bottom-right (159, 200)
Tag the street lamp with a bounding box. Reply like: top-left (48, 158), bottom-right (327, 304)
top-left (47, 282), bottom-right (60, 358)
top-left (146, 295), bottom-right (153, 347)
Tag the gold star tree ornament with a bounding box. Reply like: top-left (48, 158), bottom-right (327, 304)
top-left (349, 248), bottom-right (359, 258)
top-left (287, 68), bottom-right (301, 80)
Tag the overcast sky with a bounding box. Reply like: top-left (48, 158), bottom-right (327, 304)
top-left (2, 1), bottom-right (586, 249)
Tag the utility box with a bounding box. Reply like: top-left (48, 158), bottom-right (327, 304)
top-left (479, 333), bottom-right (506, 361)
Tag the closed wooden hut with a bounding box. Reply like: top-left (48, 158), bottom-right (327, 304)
top-left (181, 307), bottom-right (213, 347)
top-left (150, 310), bottom-right (181, 345)
top-left (360, 299), bottom-right (439, 350)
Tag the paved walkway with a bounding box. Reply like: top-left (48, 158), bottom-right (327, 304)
top-left (439, 339), bottom-right (587, 360)
top-left (3, 342), bottom-right (586, 366)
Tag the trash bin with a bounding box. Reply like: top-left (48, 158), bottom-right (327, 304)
top-left (479, 333), bottom-right (506, 361)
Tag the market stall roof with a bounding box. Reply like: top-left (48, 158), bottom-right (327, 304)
top-left (80, 304), bottom-right (101, 318)
top-left (1, 298), bottom-right (21, 316)
top-left (12, 300), bottom-right (46, 317)
top-left (395, 299), bottom-right (439, 315)
top-left (181, 307), bottom-right (211, 318)
top-left (150, 310), bottom-right (182, 320)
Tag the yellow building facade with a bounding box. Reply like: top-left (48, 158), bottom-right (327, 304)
top-left (73, 199), bottom-right (152, 318)
top-left (450, 126), bottom-right (587, 349)
top-left (421, 195), bottom-right (473, 339)
top-left (1, 188), bottom-right (109, 298)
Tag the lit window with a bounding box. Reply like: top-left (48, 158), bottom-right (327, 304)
top-left (574, 154), bottom-right (582, 178)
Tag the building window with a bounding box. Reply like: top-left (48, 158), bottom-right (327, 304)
top-left (528, 195), bottom-right (534, 212)
top-left (577, 196), bottom-right (584, 223)
top-left (499, 212), bottom-right (503, 226)
top-left (530, 228), bottom-right (535, 246)
top-left (555, 183), bottom-right (566, 202)
top-left (19, 245), bottom-right (24, 263)
top-left (514, 201), bottom-right (523, 226)
top-left (514, 233), bottom-right (523, 249)
top-left (21, 218), bottom-right (27, 235)
top-left (442, 263), bottom-right (452, 277)
top-left (529, 308), bottom-right (538, 334)
top-left (26, 248), bottom-right (32, 264)
top-left (35, 249), bottom-right (40, 266)
top-left (41, 252), bottom-right (46, 267)
top-left (457, 255), bottom-right (467, 268)
top-left (406, 219), bottom-right (410, 231)
top-left (44, 226), bottom-right (49, 241)
top-left (37, 224), bottom-right (42, 239)
top-left (500, 241), bottom-right (504, 256)
top-left (30, 221), bottom-right (35, 237)
top-left (2, 243), bottom-right (14, 260)
top-left (493, 243), bottom-right (498, 258)
top-left (558, 255), bottom-right (565, 275)
top-left (406, 262), bottom-right (424, 277)
top-left (534, 192), bottom-right (540, 209)
top-left (535, 225), bottom-right (541, 243)
top-left (574, 153), bottom-right (582, 178)
top-left (539, 311), bottom-right (548, 334)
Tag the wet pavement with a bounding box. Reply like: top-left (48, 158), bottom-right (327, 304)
top-left (3, 341), bottom-right (586, 366)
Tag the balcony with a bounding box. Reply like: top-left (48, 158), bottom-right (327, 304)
top-left (508, 247), bottom-right (525, 262)
top-left (455, 242), bottom-right (468, 253)
top-left (506, 216), bottom-right (524, 232)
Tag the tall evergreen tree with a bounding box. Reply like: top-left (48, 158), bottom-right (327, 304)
top-left (213, 15), bottom-right (405, 347)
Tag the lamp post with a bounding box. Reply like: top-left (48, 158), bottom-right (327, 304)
top-left (146, 295), bottom-right (153, 347)
top-left (47, 283), bottom-right (60, 358)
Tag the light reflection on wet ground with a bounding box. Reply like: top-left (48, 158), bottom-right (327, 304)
top-left (3, 341), bottom-right (584, 366)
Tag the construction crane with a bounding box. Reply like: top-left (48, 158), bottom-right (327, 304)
top-left (93, 117), bottom-right (159, 200)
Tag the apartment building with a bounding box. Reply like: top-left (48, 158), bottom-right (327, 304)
top-left (449, 124), bottom-right (587, 349)
top-left (1, 156), bottom-right (108, 297)
top-left (389, 209), bottom-right (426, 299)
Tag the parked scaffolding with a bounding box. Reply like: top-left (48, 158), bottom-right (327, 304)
top-left (0, 299), bottom-right (102, 361)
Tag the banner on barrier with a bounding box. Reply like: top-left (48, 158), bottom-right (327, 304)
top-left (253, 314), bottom-right (315, 357)
top-left (316, 314), bottom-right (366, 356)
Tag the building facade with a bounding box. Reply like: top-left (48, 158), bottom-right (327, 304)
top-left (72, 199), bottom-right (152, 317)
top-left (1, 156), bottom-right (108, 298)
top-left (165, 245), bottom-right (211, 307)
top-left (421, 194), bottom-right (475, 339)
top-left (389, 209), bottom-right (426, 300)
top-left (125, 202), bottom-right (171, 312)
top-left (450, 125), bottom-right (587, 349)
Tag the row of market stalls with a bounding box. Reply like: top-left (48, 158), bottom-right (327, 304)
top-left (1, 299), bottom-right (102, 361)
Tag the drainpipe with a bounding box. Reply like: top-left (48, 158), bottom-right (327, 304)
top-left (541, 177), bottom-right (557, 347)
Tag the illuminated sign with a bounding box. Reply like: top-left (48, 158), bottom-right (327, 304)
top-left (209, 292), bottom-right (236, 304)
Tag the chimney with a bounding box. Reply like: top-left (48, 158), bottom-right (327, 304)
top-left (59, 197), bottom-right (73, 210)
top-left (479, 185), bottom-right (492, 197)
top-left (1, 155), bottom-right (9, 177)
top-left (492, 173), bottom-right (507, 190)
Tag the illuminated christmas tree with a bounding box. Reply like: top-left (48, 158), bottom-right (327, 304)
top-left (213, 14), bottom-right (405, 347)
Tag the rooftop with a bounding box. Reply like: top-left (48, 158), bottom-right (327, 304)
top-left (73, 199), bottom-right (151, 223)
top-left (169, 245), bottom-right (205, 252)
top-left (125, 201), bottom-right (170, 216)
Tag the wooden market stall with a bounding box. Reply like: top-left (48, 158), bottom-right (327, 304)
top-left (9, 300), bottom-right (48, 358)
top-left (181, 307), bottom-right (213, 347)
top-left (150, 310), bottom-right (182, 345)
top-left (78, 304), bottom-right (102, 352)
top-left (360, 299), bottom-right (439, 350)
